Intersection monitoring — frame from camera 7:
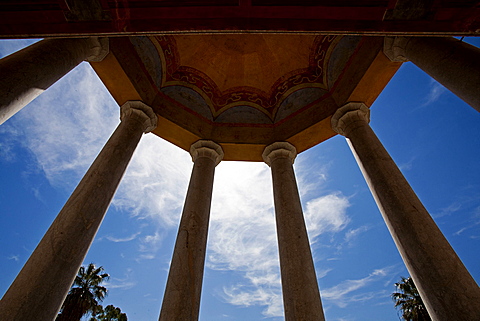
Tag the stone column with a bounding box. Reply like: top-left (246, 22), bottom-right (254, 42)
top-left (331, 102), bottom-right (480, 321)
top-left (159, 140), bottom-right (223, 321)
top-left (262, 142), bottom-right (325, 321)
top-left (385, 36), bottom-right (480, 112)
top-left (0, 101), bottom-right (157, 321)
top-left (0, 37), bottom-right (109, 125)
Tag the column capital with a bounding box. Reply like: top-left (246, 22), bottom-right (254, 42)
top-left (190, 140), bottom-right (224, 166)
top-left (85, 37), bottom-right (109, 62)
top-left (384, 36), bottom-right (410, 62)
top-left (331, 102), bottom-right (370, 137)
top-left (120, 101), bottom-right (158, 133)
top-left (262, 142), bottom-right (297, 167)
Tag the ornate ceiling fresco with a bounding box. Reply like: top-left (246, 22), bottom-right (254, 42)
top-left (92, 34), bottom-right (400, 160)
top-left (154, 34), bottom-right (335, 121)
top-left (137, 34), bottom-right (345, 124)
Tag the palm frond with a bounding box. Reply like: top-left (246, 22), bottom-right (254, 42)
top-left (391, 276), bottom-right (432, 321)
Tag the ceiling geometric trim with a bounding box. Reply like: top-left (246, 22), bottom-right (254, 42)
top-left (92, 34), bottom-right (400, 161)
top-left (148, 35), bottom-right (339, 120)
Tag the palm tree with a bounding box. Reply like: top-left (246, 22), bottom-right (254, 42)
top-left (56, 263), bottom-right (110, 321)
top-left (90, 304), bottom-right (128, 321)
top-left (392, 276), bottom-right (431, 321)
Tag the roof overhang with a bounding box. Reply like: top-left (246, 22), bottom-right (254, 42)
top-left (0, 0), bottom-right (479, 38)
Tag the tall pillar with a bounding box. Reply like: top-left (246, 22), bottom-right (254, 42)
top-left (262, 142), bottom-right (325, 321)
top-left (159, 140), bottom-right (223, 321)
top-left (0, 101), bottom-right (157, 321)
top-left (331, 102), bottom-right (480, 321)
top-left (0, 37), bottom-right (109, 125)
top-left (384, 36), bottom-right (480, 112)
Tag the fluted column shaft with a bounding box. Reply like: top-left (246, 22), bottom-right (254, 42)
top-left (0, 37), bottom-right (109, 125)
top-left (159, 140), bottom-right (223, 321)
top-left (263, 142), bottom-right (325, 321)
top-left (332, 102), bottom-right (480, 321)
top-left (385, 36), bottom-right (480, 112)
top-left (0, 101), bottom-right (157, 321)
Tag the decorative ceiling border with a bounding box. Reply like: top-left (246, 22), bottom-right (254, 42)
top-left (151, 35), bottom-right (340, 119)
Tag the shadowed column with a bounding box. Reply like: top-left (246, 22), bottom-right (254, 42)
top-left (262, 142), bottom-right (325, 321)
top-left (0, 101), bottom-right (157, 321)
top-left (0, 37), bottom-right (108, 125)
top-left (331, 102), bottom-right (480, 321)
top-left (385, 36), bottom-right (480, 112)
top-left (159, 140), bottom-right (223, 321)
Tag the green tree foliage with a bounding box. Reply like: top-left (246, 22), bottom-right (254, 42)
top-left (90, 304), bottom-right (127, 321)
top-left (392, 276), bottom-right (431, 321)
top-left (56, 263), bottom-right (110, 321)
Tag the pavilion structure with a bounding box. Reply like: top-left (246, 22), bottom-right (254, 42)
top-left (0, 1), bottom-right (480, 321)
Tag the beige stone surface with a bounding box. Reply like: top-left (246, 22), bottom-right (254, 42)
top-left (85, 37), bottom-right (109, 62)
top-left (159, 140), bottom-right (223, 321)
top-left (0, 101), bottom-right (155, 321)
top-left (332, 102), bottom-right (480, 321)
top-left (263, 142), bottom-right (325, 321)
top-left (384, 36), bottom-right (480, 112)
top-left (0, 37), bottom-right (109, 125)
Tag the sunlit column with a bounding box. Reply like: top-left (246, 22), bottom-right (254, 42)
top-left (385, 36), bottom-right (480, 112)
top-left (159, 140), bottom-right (223, 321)
top-left (0, 101), bottom-right (157, 321)
top-left (331, 102), bottom-right (480, 321)
top-left (262, 142), bottom-right (325, 321)
top-left (0, 37), bottom-right (109, 125)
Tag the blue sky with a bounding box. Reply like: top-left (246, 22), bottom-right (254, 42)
top-left (1, 37), bottom-right (479, 321)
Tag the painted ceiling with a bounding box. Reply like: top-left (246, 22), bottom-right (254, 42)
top-left (92, 34), bottom-right (400, 161)
top-left (146, 34), bottom-right (338, 122)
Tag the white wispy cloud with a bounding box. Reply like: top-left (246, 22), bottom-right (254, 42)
top-left (104, 268), bottom-right (137, 290)
top-left (304, 193), bottom-right (351, 239)
top-left (112, 134), bottom-right (191, 227)
top-left (7, 254), bottom-right (20, 262)
top-left (0, 125), bottom-right (21, 163)
top-left (344, 225), bottom-right (370, 244)
top-left (222, 283), bottom-right (284, 317)
top-left (105, 232), bottom-right (141, 243)
top-left (398, 156), bottom-right (416, 171)
top-left (14, 63), bottom-right (120, 190)
top-left (316, 268), bottom-right (333, 279)
top-left (137, 230), bottom-right (168, 259)
top-left (421, 79), bottom-right (447, 107)
top-left (454, 227), bottom-right (469, 236)
top-left (104, 281), bottom-right (137, 290)
top-left (454, 205), bottom-right (480, 237)
top-left (322, 267), bottom-right (392, 308)
top-left (295, 154), bottom-right (332, 198)
top-left (205, 160), bottom-right (351, 317)
top-left (207, 161), bottom-right (283, 317)
top-left (433, 202), bottom-right (462, 218)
